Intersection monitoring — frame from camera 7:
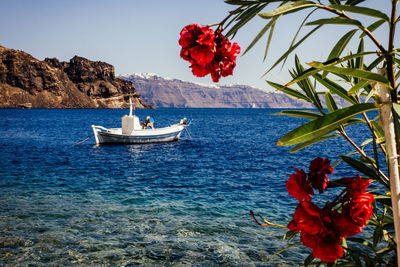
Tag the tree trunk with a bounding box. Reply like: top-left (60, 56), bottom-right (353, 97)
top-left (376, 67), bottom-right (400, 264)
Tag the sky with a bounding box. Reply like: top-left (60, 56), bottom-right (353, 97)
top-left (0, 0), bottom-right (394, 90)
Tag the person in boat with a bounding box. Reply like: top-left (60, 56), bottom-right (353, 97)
top-left (144, 116), bottom-right (154, 129)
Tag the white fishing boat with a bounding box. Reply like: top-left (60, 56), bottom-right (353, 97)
top-left (92, 99), bottom-right (191, 145)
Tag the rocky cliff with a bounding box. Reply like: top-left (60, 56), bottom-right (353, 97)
top-left (0, 45), bottom-right (152, 108)
top-left (120, 73), bottom-right (316, 108)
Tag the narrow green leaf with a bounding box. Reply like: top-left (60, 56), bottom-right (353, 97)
top-left (290, 134), bottom-right (340, 153)
top-left (263, 25), bottom-right (322, 75)
top-left (270, 110), bottom-right (321, 119)
top-left (226, 4), bottom-right (267, 37)
top-left (282, 8), bottom-right (318, 66)
top-left (243, 17), bottom-right (276, 56)
top-left (327, 29), bottom-right (358, 60)
top-left (393, 103), bottom-right (400, 118)
top-left (340, 155), bottom-right (380, 180)
top-left (348, 80), bottom-right (370, 95)
top-left (355, 39), bottom-right (364, 69)
top-left (346, 0), bottom-right (366, 5)
top-left (325, 92), bottom-right (338, 112)
top-left (360, 19), bottom-right (385, 38)
top-left (372, 223), bottom-right (383, 248)
top-left (304, 253), bottom-right (314, 266)
top-left (374, 195), bottom-right (392, 206)
top-left (306, 17), bottom-right (362, 27)
top-left (267, 81), bottom-right (312, 102)
top-left (224, 1), bottom-right (260, 5)
top-left (308, 62), bottom-right (392, 89)
top-left (295, 55), bottom-right (323, 112)
top-left (313, 73), bottom-right (358, 104)
top-left (370, 121), bottom-right (385, 144)
top-left (364, 86), bottom-right (376, 103)
top-left (285, 51), bottom-right (376, 88)
top-left (264, 17), bottom-right (277, 60)
top-left (330, 4), bottom-right (390, 22)
top-left (366, 55), bottom-right (385, 71)
top-left (277, 103), bottom-right (378, 146)
top-left (259, 1), bottom-right (318, 18)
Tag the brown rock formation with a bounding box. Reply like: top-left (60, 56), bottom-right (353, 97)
top-left (0, 45), bottom-right (153, 108)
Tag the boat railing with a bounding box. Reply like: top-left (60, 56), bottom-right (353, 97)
top-left (91, 125), bottom-right (111, 132)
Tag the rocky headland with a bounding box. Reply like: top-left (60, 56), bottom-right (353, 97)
top-left (0, 45), bottom-right (152, 108)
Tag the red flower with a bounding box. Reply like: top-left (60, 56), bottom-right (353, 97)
top-left (179, 24), bottom-right (214, 49)
top-left (333, 212), bottom-right (363, 237)
top-left (347, 192), bottom-right (374, 226)
top-left (291, 201), bottom-right (323, 235)
top-left (300, 231), bottom-right (343, 263)
top-left (312, 234), bottom-right (343, 263)
top-left (342, 175), bottom-right (371, 195)
top-left (290, 202), bottom-right (343, 262)
top-left (190, 64), bottom-right (209, 77)
top-left (190, 45), bottom-right (214, 66)
top-left (286, 168), bottom-right (314, 202)
top-left (179, 24), bottom-right (240, 82)
top-left (308, 157), bottom-right (333, 193)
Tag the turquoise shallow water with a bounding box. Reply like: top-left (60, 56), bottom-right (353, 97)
top-left (0, 108), bottom-right (369, 266)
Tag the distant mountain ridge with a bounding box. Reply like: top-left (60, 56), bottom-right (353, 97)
top-left (119, 73), bottom-right (315, 108)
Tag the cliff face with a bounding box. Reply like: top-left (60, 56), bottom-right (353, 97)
top-left (120, 73), bottom-right (315, 108)
top-left (0, 45), bottom-right (152, 108)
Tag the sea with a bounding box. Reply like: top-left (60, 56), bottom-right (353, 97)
top-left (0, 108), bottom-right (370, 266)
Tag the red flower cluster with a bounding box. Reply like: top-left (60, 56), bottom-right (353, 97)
top-left (286, 158), bottom-right (374, 263)
top-left (286, 157), bottom-right (332, 202)
top-left (179, 24), bottom-right (240, 82)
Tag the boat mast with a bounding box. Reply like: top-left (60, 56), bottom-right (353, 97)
top-left (129, 97), bottom-right (133, 117)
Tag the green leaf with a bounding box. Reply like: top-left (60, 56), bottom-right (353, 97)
top-left (393, 103), bottom-right (400, 118)
top-left (306, 17), bottom-right (362, 27)
top-left (360, 19), bottom-right (385, 38)
top-left (313, 73), bottom-right (358, 104)
top-left (264, 17), bottom-right (277, 61)
top-left (243, 17), bottom-right (277, 56)
top-left (373, 223), bottom-right (383, 248)
top-left (263, 25), bottom-right (322, 75)
top-left (304, 253), bottom-right (314, 266)
top-left (282, 8), bottom-right (318, 66)
top-left (325, 92), bottom-right (338, 112)
top-left (308, 62), bottom-right (392, 89)
top-left (277, 103), bottom-right (378, 146)
top-left (330, 4), bottom-right (390, 21)
top-left (374, 195), bottom-right (392, 206)
top-left (290, 134), bottom-right (340, 153)
top-left (224, 1), bottom-right (260, 5)
top-left (355, 38), bottom-right (364, 69)
top-left (346, 0), bottom-right (367, 5)
top-left (259, 1), bottom-right (318, 18)
top-left (294, 56), bottom-right (323, 112)
top-left (348, 80), bottom-right (371, 95)
top-left (285, 51), bottom-right (376, 88)
top-left (270, 110), bottom-right (321, 119)
top-left (283, 230), bottom-right (298, 241)
top-left (226, 4), bottom-right (267, 37)
top-left (340, 155), bottom-right (380, 180)
top-left (327, 29), bottom-right (358, 60)
top-left (267, 81), bottom-right (312, 102)
top-left (370, 121), bottom-right (385, 144)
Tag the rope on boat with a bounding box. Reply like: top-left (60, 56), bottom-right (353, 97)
top-left (73, 137), bottom-right (91, 146)
top-left (184, 127), bottom-right (192, 140)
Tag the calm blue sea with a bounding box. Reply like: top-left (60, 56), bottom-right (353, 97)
top-left (0, 108), bottom-right (369, 266)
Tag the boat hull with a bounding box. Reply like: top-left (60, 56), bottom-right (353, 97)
top-left (92, 125), bottom-right (185, 144)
